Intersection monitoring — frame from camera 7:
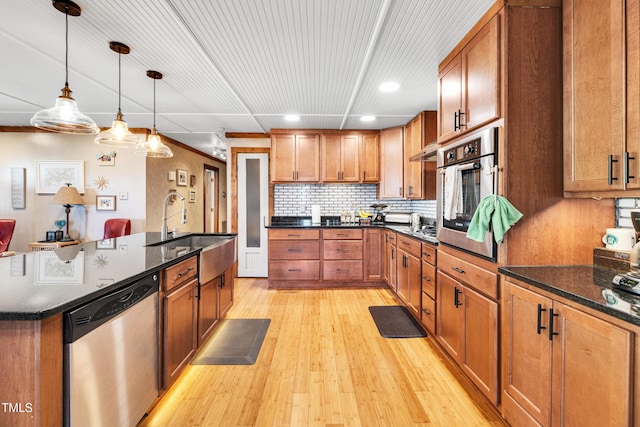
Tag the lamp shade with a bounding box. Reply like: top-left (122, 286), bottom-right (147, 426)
top-left (135, 130), bottom-right (173, 158)
top-left (50, 184), bottom-right (84, 206)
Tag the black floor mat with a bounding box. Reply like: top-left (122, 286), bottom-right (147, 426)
top-left (191, 319), bottom-right (271, 365)
top-left (368, 306), bottom-right (427, 338)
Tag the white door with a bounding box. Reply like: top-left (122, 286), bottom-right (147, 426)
top-left (237, 153), bottom-right (268, 277)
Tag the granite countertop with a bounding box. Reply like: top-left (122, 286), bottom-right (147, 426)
top-left (499, 265), bottom-right (640, 327)
top-left (267, 216), bottom-right (439, 245)
top-left (0, 232), bottom-right (236, 321)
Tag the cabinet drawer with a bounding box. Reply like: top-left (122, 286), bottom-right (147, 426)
top-left (421, 292), bottom-right (436, 334)
top-left (421, 243), bottom-right (436, 265)
top-left (323, 240), bottom-right (363, 260)
top-left (323, 229), bottom-right (362, 240)
top-left (421, 261), bottom-right (437, 299)
top-left (385, 230), bottom-right (397, 245)
top-left (269, 229), bottom-right (320, 240)
top-left (164, 256), bottom-right (198, 292)
top-left (269, 260), bottom-right (320, 280)
top-left (438, 251), bottom-right (497, 300)
top-left (397, 234), bottom-right (421, 257)
top-left (269, 240), bottom-right (320, 260)
top-left (323, 260), bottom-right (363, 280)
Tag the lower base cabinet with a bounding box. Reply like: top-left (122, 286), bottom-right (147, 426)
top-left (502, 280), bottom-right (633, 426)
top-left (163, 277), bottom-right (198, 388)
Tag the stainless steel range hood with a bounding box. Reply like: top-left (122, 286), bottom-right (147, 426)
top-left (409, 141), bottom-right (438, 161)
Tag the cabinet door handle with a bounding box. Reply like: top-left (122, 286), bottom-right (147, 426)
top-left (287, 248), bottom-right (302, 252)
top-left (336, 269), bottom-right (349, 273)
top-left (548, 308), bottom-right (559, 341)
top-left (287, 234), bottom-right (302, 237)
top-left (454, 287), bottom-right (461, 308)
top-left (422, 252), bottom-right (431, 258)
top-left (288, 269), bottom-right (302, 272)
top-left (454, 111), bottom-right (459, 131)
top-left (608, 154), bottom-right (619, 185)
top-left (399, 187), bottom-right (402, 196)
top-left (219, 273), bottom-right (225, 289)
top-left (196, 283), bottom-right (201, 300)
top-left (625, 152), bottom-right (635, 183)
top-left (451, 267), bottom-right (465, 274)
top-left (536, 304), bottom-right (547, 334)
top-left (363, 171), bottom-right (366, 180)
top-left (421, 276), bottom-right (431, 282)
top-left (422, 308), bottom-right (431, 316)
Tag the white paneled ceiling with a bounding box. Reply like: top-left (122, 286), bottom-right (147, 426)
top-left (0, 0), bottom-right (495, 156)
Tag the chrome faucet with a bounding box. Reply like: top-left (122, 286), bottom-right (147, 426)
top-left (162, 191), bottom-right (187, 240)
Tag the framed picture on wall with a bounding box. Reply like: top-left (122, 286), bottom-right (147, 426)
top-left (35, 160), bottom-right (85, 194)
top-left (190, 175), bottom-right (196, 187)
top-left (96, 195), bottom-right (117, 211)
top-left (177, 169), bottom-right (188, 186)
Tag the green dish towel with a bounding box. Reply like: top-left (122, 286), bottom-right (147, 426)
top-left (467, 195), bottom-right (523, 244)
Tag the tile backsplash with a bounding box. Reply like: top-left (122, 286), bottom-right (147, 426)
top-left (616, 198), bottom-right (640, 228)
top-left (274, 184), bottom-right (436, 218)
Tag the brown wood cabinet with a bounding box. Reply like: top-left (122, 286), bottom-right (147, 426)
top-left (396, 234), bottom-right (422, 317)
top-left (384, 230), bottom-right (397, 292)
top-left (405, 111), bottom-right (437, 200)
top-left (420, 243), bottom-right (437, 334)
top-left (363, 228), bottom-right (383, 281)
top-left (268, 229), bottom-right (321, 285)
top-left (379, 126), bottom-right (404, 198)
top-left (323, 229), bottom-right (363, 281)
top-left (436, 250), bottom-right (498, 405)
top-left (321, 134), bottom-right (359, 182)
top-left (197, 273), bottom-right (218, 346)
top-left (502, 280), bottom-right (633, 426)
top-left (162, 256), bottom-right (199, 388)
top-left (438, 14), bottom-right (500, 143)
top-left (270, 133), bottom-right (320, 182)
top-left (563, 0), bottom-right (640, 196)
top-left (360, 133), bottom-right (380, 182)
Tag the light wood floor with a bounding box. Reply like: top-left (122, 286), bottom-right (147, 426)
top-left (141, 278), bottom-right (507, 427)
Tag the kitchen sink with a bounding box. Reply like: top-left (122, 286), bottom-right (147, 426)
top-left (147, 233), bottom-right (237, 279)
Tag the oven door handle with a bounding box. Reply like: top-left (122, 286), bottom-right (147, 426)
top-left (438, 162), bottom-right (480, 174)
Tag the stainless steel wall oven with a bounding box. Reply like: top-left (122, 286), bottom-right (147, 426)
top-left (436, 126), bottom-right (499, 260)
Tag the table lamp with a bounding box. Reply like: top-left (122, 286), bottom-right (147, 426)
top-left (50, 183), bottom-right (84, 241)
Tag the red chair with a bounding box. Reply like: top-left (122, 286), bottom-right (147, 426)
top-left (103, 218), bottom-right (131, 239)
top-left (0, 219), bottom-right (16, 252)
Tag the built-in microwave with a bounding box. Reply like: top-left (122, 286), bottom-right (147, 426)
top-left (436, 125), bottom-right (499, 260)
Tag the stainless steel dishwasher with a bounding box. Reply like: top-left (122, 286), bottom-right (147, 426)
top-left (64, 273), bottom-right (160, 427)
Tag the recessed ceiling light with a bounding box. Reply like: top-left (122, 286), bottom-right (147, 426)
top-left (284, 114), bottom-right (300, 121)
top-left (379, 81), bottom-right (400, 92)
top-left (361, 115), bottom-right (376, 122)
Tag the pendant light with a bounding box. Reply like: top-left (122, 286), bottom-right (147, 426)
top-left (30, 0), bottom-right (98, 135)
top-left (95, 42), bottom-right (139, 147)
top-left (135, 71), bottom-right (173, 158)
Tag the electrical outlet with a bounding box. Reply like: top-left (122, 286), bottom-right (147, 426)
top-left (119, 192), bottom-right (128, 200)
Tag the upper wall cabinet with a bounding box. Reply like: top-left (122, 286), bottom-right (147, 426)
top-left (438, 15), bottom-right (500, 143)
top-left (563, 0), bottom-right (640, 196)
top-left (271, 133), bottom-right (320, 183)
top-left (379, 126), bottom-right (404, 198)
top-left (360, 133), bottom-right (380, 183)
top-left (271, 131), bottom-right (379, 184)
top-left (321, 134), bottom-right (360, 182)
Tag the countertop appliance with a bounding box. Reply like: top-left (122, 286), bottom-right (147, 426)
top-left (436, 125), bottom-right (498, 260)
top-left (64, 273), bottom-right (159, 427)
top-left (384, 212), bottom-right (438, 243)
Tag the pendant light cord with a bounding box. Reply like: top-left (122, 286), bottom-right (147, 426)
top-left (153, 77), bottom-right (157, 129)
top-left (64, 9), bottom-right (69, 87)
top-left (117, 50), bottom-right (122, 114)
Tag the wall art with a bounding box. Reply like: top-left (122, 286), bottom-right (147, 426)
top-left (35, 160), bottom-right (85, 194)
top-left (97, 151), bottom-right (116, 166)
top-left (189, 190), bottom-right (196, 203)
top-left (96, 195), bottom-right (117, 211)
top-left (177, 169), bottom-right (188, 186)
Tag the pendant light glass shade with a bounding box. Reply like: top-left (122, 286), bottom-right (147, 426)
top-left (30, 0), bottom-right (98, 135)
top-left (95, 42), bottom-right (139, 147)
top-left (135, 70), bottom-right (173, 158)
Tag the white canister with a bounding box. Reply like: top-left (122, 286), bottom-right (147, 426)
top-left (311, 205), bottom-right (321, 224)
top-left (602, 228), bottom-right (636, 251)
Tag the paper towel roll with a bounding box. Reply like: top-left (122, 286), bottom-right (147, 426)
top-left (311, 205), bottom-right (321, 224)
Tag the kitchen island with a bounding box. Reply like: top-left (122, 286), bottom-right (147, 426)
top-left (0, 232), bottom-right (236, 427)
